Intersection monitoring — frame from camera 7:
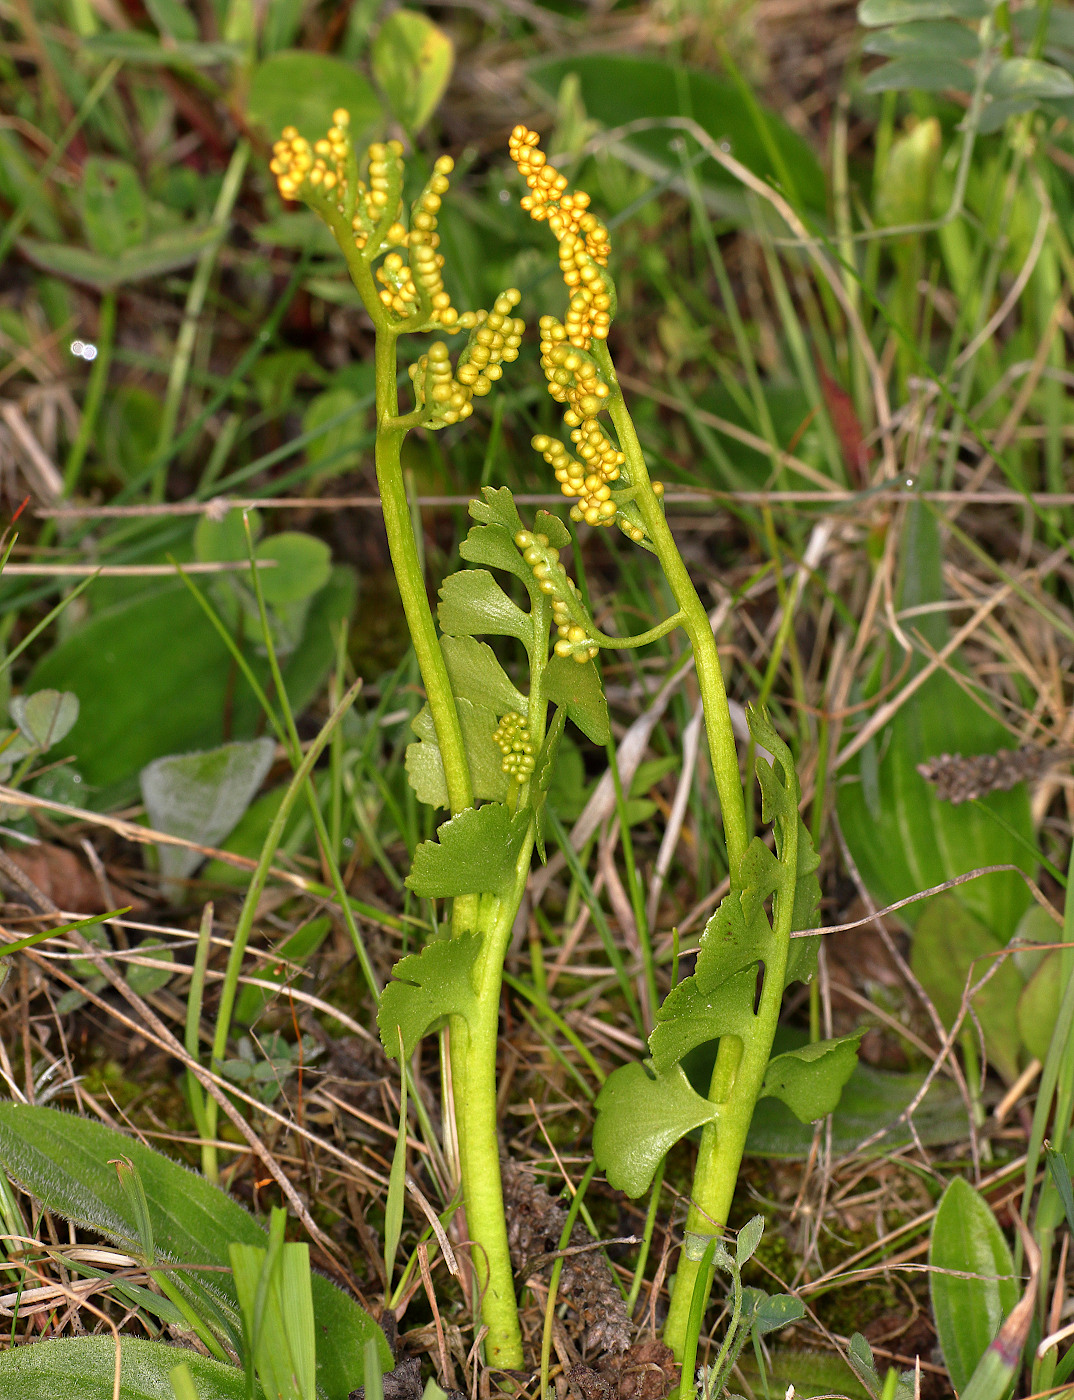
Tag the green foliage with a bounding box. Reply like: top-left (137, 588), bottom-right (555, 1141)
top-left (928, 1177), bottom-right (1019, 1394)
top-left (0, 1338), bottom-right (250, 1400)
top-left (406, 802), bottom-right (530, 897)
top-left (246, 51), bottom-right (381, 143)
top-left (378, 934), bottom-right (481, 1061)
top-left (140, 737), bottom-right (276, 896)
top-left (27, 567), bottom-right (354, 803)
top-left (529, 56), bottom-right (827, 220)
top-left (231, 1208), bottom-right (318, 1400)
top-left (593, 707), bottom-right (850, 1199)
top-left (858, 0), bottom-right (1074, 129)
top-left (0, 1105), bottom-right (391, 1396)
top-left (371, 10), bottom-right (454, 134)
top-left (758, 1033), bottom-right (866, 1121)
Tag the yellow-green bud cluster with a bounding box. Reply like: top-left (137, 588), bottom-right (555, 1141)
top-left (509, 125), bottom-right (612, 349)
top-left (514, 530), bottom-right (598, 664)
top-left (271, 111), bottom-right (354, 200)
top-left (272, 117), bottom-right (469, 332)
top-left (408, 291), bottom-right (524, 428)
top-left (454, 291), bottom-right (525, 396)
top-left (493, 712), bottom-right (535, 779)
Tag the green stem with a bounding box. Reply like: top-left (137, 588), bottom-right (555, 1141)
top-left (373, 335), bottom-right (473, 816)
top-left (662, 819), bottom-right (796, 1356)
top-left (593, 341), bottom-right (748, 875)
top-left (62, 289), bottom-right (115, 496)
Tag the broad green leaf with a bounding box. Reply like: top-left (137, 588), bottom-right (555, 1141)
top-left (929, 1177), bottom-right (1018, 1395)
top-left (1016, 950), bottom-right (1061, 1063)
top-left (862, 56), bottom-right (974, 93)
top-left (544, 653), bottom-right (610, 745)
top-left (10, 688), bottom-right (79, 749)
top-left (371, 10), bottom-right (454, 133)
top-left (759, 1033), bottom-right (863, 1123)
top-left (438, 570), bottom-right (531, 647)
top-left (648, 962), bottom-right (758, 1071)
top-left (80, 158), bottom-right (147, 257)
top-left (255, 533), bottom-right (331, 605)
top-left (911, 895), bottom-right (1023, 1082)
top-left (0, 1337), bottom-right (248, 1400)
top-left (378, 934), bottom-right (481, 1059)
top-left (18, 226), bottom-right (221, 291)
top-left (592, 1060), bottom-right (720, 1198)
top-left (103, 387), bottom-right (165, 483)
top-left (858, 0), bottom-right (988, 23)
top-left (529, 56), bottom-right (827, 220)
top-left (140, 738), bottom-right (276, 893)
top-left (28, 569), bottom-right (355, 804)
top-left (838, 503), bottom-right (1034, 942)
top-left (406, 802), bottom-right (528, 897)
top-left (986, 56), bottom-right (1074, 98)
top-left (405, 700), bottom-right (508, 808)
top-left (246, 50), bottom-right (382, 144)
top-left (863, 19), bottom-right (980, 58)
top-left (0, 1105), bottom-right (392, 1396)
top-left (747, 1053), bottom-right (969, 1157)
top-left (441, 635), bottom-right (526, 716)
top-left (691, 869), bottom-right (777, 1000)
top-left (976, 95), bottom-right (1039, 134)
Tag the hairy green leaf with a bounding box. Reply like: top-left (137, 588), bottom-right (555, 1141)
top-left (140, 737), bottom-right (276, 893)
top-left (545, 654), bottom-right (610, 745)
top-left (378, 934), bottom-right (481, 1060)
top-left (0, 1337), bottom-right (248, 1400)
top-left (929, 1177), bottom-right (1018, 1394)
top-left (441, 635), bottom-right (526, 717)
top-left (759, 1032), bottom-right (863, 1123)
top-left (0, 1105), bottom-right (391, 1396)
top-left (743, 1289), bottom-right (807, 1337)
top-left (10, 689), bottom-right (79, 750)
top-left (406, 802), bottom-right (529, 897)
top-left (593, 1060), bottom-right (720, 1198)
top-left (438, 570), bottom-right (531, 647)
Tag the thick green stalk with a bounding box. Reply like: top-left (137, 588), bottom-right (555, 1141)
top-left (662, 816), bottom-right (797, 1356)
top-left (593, 341), bottom-right (748, 874)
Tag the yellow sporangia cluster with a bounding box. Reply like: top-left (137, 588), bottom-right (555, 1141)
top-left (493, 712), bottom-right (536, 778)
top-left (270, 111), bottom-right (461, 332)
top-left (508, 125), bottom-right (612, 349)
top-left (408, 291), bottom-right (524, 427)
top-left (514, 530), bottom-right (598, 664)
